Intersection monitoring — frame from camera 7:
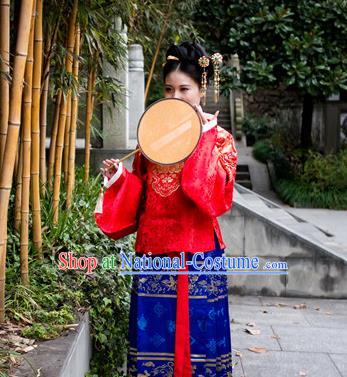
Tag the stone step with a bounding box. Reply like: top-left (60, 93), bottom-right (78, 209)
top-left (218, 123), bottom-right (231, 130)
top-left (216, 116), bottom-right (231, 122)
top-left (236, 180), bottom-right (252, 189)
top-left (204, 107), bottom-right (230, 114)
top-left (217, 117), bottom-right (231, 123)
top-left (218, 123), bottom-right (231, 129)
top-left (197, 88), bottom-right (231, 130)
top-left (219, 125), bottom-right (232, 131)
top-left (236, 171), bottom-right (251, 180)
top-left (237, 164), bottom-right (249, 172)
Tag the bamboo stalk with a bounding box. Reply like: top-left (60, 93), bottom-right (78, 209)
top-left (31, 0), bottom-right (43, 259)
top-left (14, 132), bottom-right (24, 231)
top-left (0, 0), bottom-right (35, 323)
top-left (39, 24), bottom-right (52, 194)
top-left (63, 92), bottom-right (71, 186)
top-left (47, 90), bottom-right (61, 189)
top-left (13, 137), bottom-right (20, 186)
top-left (52, 0), bottom-right (78, 223)
top-left (53, 93), bottom-right (67, 223)
top-left (40, 18), bottom-right (59, 194)
top-left (20, 1), bottom-right (35, 285)
top-left (66, 24), bottom-right (80, 208)
top-left (0, 0), bottom-right (10, 171)
top-left (144, 0), bottom-right (174, 102)
top-left (84, 66), bottom-right (96, 183)
top-left (41, 13), bottom-right (60, 87)
top-left (39, 76), bottom-right (48, 194)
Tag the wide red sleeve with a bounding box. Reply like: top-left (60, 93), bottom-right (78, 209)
top-left (94, 151), bottom-right (145, 240)
top-left (181, 126), bottom-right (238, 218)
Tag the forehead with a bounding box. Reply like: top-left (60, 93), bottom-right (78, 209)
top-left (164, 70), bottom-right (196, 86)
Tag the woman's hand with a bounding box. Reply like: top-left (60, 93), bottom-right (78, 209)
top-left (193, 104), bottom-right (219, 125)
top-left (100, 158), bottom-right (120, 179)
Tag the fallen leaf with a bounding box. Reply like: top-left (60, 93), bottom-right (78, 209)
top-left (61, 323), bottom-right (78, 328)
top-left (245, 328), bottom-right (261, 335)
top-left (8, 335), bottom-right (22, 343)
top-left (293, 304), bottom-right (307, 309)
top-left (22, 345), bottom-right (35, 353)
top-left (231, 319), bottom-right (242, 324)
top-left (22, 338), bottom-right (34, 345)
top-left (248, 346), bottom-right (267, 353)
top-left (233, 347), bottom-right (243, 356)
top-left (271, 335), bottom-right (280, 340)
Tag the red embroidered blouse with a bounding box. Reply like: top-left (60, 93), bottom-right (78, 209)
top-left (94, 114), bottom-right (238, 254)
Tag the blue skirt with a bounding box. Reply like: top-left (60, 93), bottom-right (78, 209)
top-left (127, 232), bottom-right (233, 376)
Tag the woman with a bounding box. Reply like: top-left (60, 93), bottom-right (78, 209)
top-left (96, 41), bottom-right (238, 377)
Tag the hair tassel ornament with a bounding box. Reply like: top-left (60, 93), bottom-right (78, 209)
top-left (211, 52), bottom-right (223, 103)
top-left (198, 55), bottom-right (210, 106)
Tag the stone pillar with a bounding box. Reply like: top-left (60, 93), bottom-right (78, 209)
top-left (128, 44), bottom-right (145, 149)
top-left (229, 53), bottom-right (243, 140)
top-left (324, 101), bottom-right (341, 154)
top-left (102, 17), bottom-right (129, 149)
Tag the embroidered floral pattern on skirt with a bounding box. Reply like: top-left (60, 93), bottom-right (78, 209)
top-left (127, 232), bottom-right (233, 376)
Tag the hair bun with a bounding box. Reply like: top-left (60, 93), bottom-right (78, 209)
top-left (165, 41), bottom-right (213, 79)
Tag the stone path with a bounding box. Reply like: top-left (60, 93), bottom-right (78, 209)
top-left (234, 137), bottom-right (284, 205)
top-left (229, 295), bottom-right (347, 377)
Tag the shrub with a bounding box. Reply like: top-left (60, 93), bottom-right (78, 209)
top-left (241, 114), bottom-right (274, 144)
top-left (274, 178), bottom-right (347, 209)
top-left (248, 109), bottom-right (347, 209)
top-left (252, 139), bottom-right (272, 163)
top-left (252, 139), bottom-right (293, 179)
top-left (274, 148), bottom-right (347, 209)
top-left (300, 149), bottom-right (347, 191)
top-left (6, 166), bottom-right (134, 376)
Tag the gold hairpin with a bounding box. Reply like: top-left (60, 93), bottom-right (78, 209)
top-left (167, 55), bottom-right (179, 61)
top-left (211, 53), bottom-right (223, 103)
top-left (198, 55), bottom-right (210, 106)
top-left (161, 55), bottom-right (180, 67)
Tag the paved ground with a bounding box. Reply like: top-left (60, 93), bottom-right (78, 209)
top-left (229, 295), bottom-right (347, 377)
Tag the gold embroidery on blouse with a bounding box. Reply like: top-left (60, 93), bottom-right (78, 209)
top-left (149, 162), bottom-right (184, 197)
top-left (215, 126), bottom-right (238, 182)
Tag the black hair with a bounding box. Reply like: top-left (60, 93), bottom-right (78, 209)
top-left (163, 41), bottom-right (214, 87)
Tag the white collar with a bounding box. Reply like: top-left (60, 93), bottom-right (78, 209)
top-left (202, 113), bottom-right (217, 133)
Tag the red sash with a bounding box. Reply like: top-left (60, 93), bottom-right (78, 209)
top-left (174, 253), bottom-right (192, 376)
